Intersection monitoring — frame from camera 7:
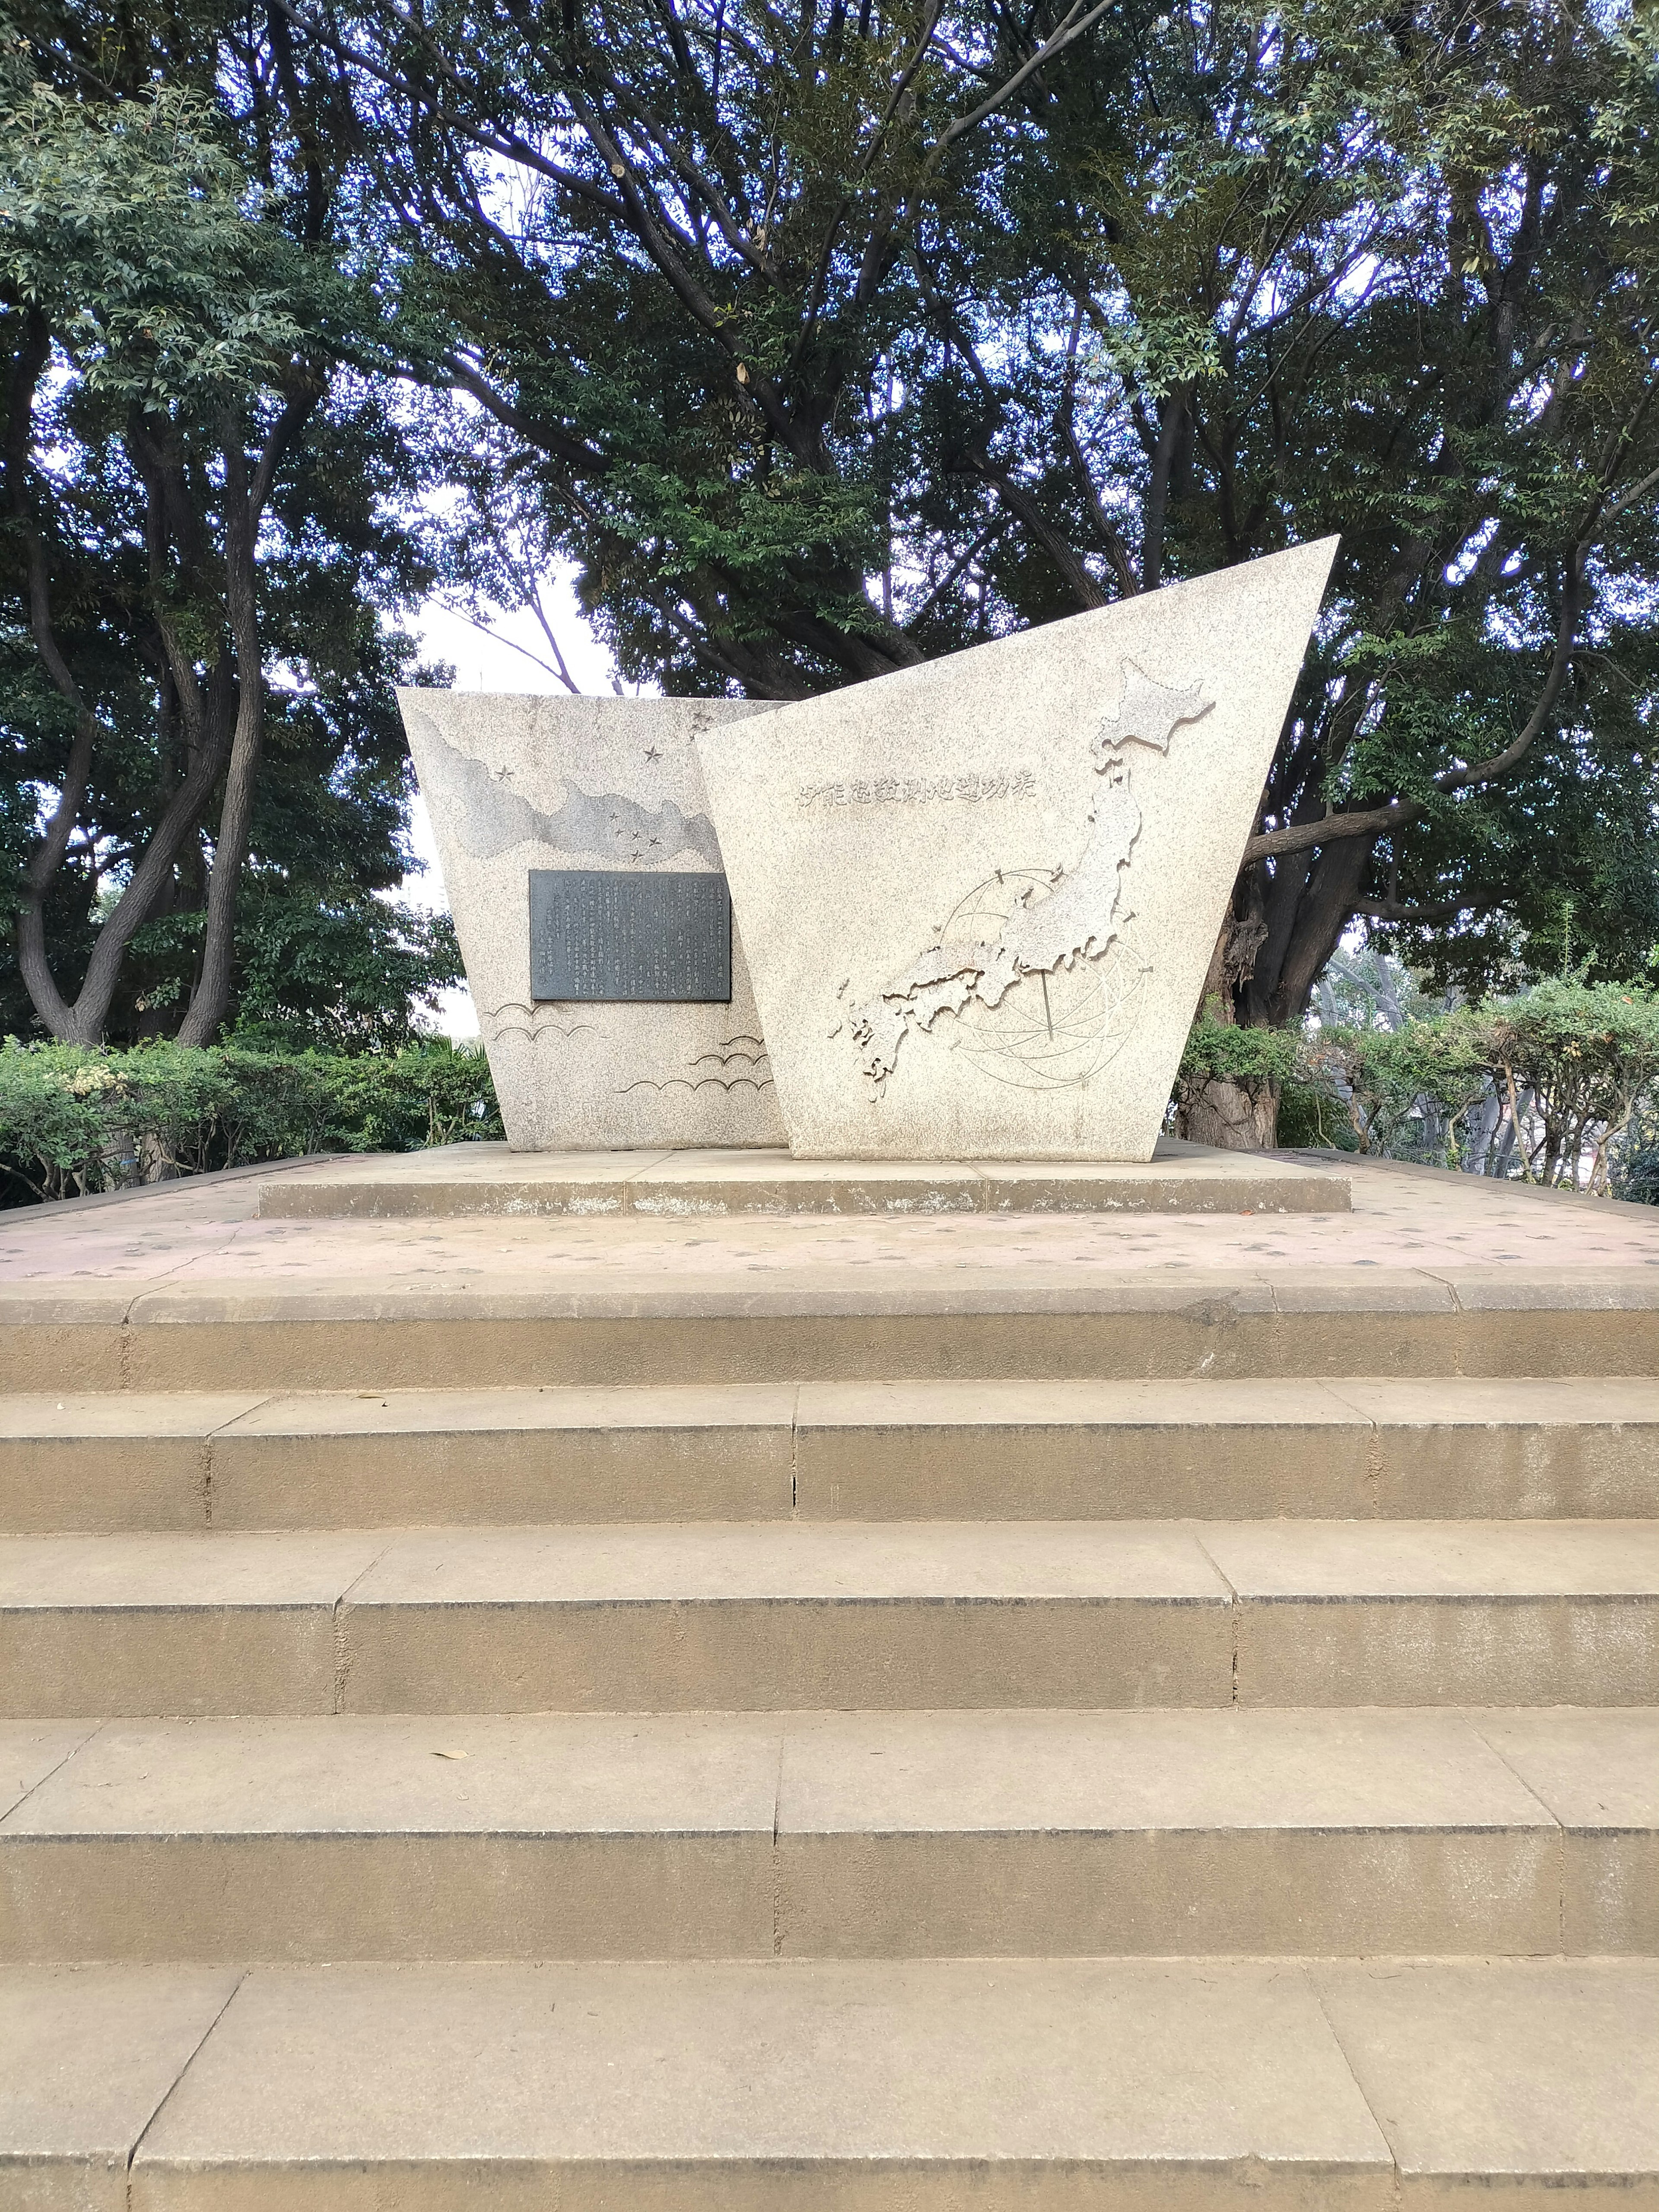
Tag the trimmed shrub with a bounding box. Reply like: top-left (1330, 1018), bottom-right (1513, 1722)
top-left (1176, 980), bottom-right (1659, 1193)
top-left (1305, 1012), bottom-right (1490, 1165)
top-left (0, 1037), bottom-right (502, 1207)
top-left (1476, 981), bottom-right (1659, 1191)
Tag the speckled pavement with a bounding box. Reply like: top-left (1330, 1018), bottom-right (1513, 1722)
top-left (6, 1145), bottom-right (1659, 2202)
top-left (4, 1149), bottom-right (1658, 1298)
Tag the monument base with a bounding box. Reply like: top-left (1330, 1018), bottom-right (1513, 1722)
top-left (256, 1136), bottom-right (1351, 1219)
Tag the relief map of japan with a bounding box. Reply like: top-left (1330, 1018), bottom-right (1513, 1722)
top-left (846, 663), bottom-right (1213, 1093)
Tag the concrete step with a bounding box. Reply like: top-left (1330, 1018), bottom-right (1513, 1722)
top-left (256, 1138), bottom-right (1357, 1218)
top-left (8, 1272), bottom-right (1659, 1392)
top-left (2, 1707), bottom-right (1653, 1961)
top-left (10, 1955), bottom-right (1659, 2210)
top-left (1, 1521), bottom-right (1656, 1716)
top-left (9, 1377), bottom-right (1659, 1531)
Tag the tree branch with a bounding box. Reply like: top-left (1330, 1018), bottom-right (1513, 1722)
top-left (934, 0), bottom-right (1116, 155)
top-left (6, 307), bottom-right (99, 1037)
top-left (1432, 550), bottom-right (1583, 794)
top-left (1352, 897), bottom-right (1467, 925)
top-left (249, 374), bottom-right (327, 521)
top-left (904, 517), bottom-right (1008, 628)
top-left (966, 450), bottom-right (1109, 610)
top-left (1243, 544), bottom-right (1586, 866)
top-left (178, 416), bottom-right (267, 1045)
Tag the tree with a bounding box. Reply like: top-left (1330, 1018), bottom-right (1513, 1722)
top-left (0, 37), bottom-right (442, 1046)
top-left (284, 0), bottom-right (1659, 1022)
top-left (226, 894), bottom-right (464, 1054)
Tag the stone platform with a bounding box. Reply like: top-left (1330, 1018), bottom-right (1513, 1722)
top-left (253, 1135), bottom-right (1354, 1220)
top-left (3, 1153), bottom-right (1659, 2204)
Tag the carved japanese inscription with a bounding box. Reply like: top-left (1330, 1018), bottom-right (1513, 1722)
top-left (530, 868), bottom-right (732, 1004)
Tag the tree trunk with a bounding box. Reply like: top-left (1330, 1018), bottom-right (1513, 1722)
top-left (25, 722), bottom-right (233, 1042)
top-left (1181, 1076), bottom-right (1281, 1151)
top-left (1238, 837), bottom-right (1371, 1029)
top-left (178, 427), bottom-right (263, 1048)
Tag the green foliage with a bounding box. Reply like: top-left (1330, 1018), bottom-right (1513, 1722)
top-left (0, 1038), bottom-right (500, 1207)
top-left (228, 898), bottom-right (463, 1056)
top-left (1275, 1079), bottom-right (1357, 1152)
top-left (127, 893), bottom-right (466, 1056)
top-left (1611, 1098), bottom-right (1659, 1205)
top-left (1186, 980), bottom-right (1659, 1191)
top-left (1480, 980), bottom-right (1659, 1189)
top-left (1306, 1014), bottom-right (1492, 1164)
top-left (1176, 1014), bottom-right (1344, 1147)
top-left (6, 0), bottom-right (1659, 1047)
top-left (300, 0), bottom-right (1659, 1023)
top-left (0, 22), bottom-right (435, 1048)
top-left (1176, 1017), bottom-right (1306, 1090)
top-left (0, 78), bottom-right (324, 407)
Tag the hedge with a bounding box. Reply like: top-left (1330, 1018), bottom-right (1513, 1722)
top-left (0, 1037), bottom-right (502, 1206)
top-left (1181, 980), bottom-right (1659, 1192)
top-left (11, 976), bottom-right (1659, 1208)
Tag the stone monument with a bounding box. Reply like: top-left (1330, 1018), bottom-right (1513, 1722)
top-left (396, 690), bottom-right (786, 1151)
top-left (401, 538), bottom-right (1335, 1162)
top-left (696, 538), bottom-right (1337, 1160)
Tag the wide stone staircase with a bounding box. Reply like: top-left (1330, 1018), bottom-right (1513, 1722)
top-left (3, 1265), bottom-right (1659, 2204)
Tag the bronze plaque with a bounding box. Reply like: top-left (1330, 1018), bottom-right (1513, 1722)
top-left (529, 869), bottom-right (732, 1002)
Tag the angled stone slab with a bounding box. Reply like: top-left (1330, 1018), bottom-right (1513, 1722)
top-left (0, 1965), bottom-right (239, 2212)
top-left (397, 690), bottom-right (785, 1150)
top-left (696, 539), bottom-right (1338, 1157)
top-left (1314, 1957), bottom-right (1659, 2194)
top-left (128, 1959), bottom-right (1393, 2209)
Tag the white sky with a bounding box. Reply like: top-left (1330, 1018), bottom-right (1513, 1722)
top-left (401, 578), bottom-right (655, 1038)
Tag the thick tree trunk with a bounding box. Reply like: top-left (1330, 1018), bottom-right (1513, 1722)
top-left (7, 343), bottom-right (237, 1044)
top-left (1238, 838), bottom-right (1371, 1028)
top-left (20, 721), bottom-right (232, 1042)
top-left (1178, 839), bottom-right (1380, 1152)
top-left (1182, 1076), bottom-right (1281, 1150)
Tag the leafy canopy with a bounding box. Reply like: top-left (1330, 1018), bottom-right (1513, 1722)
top-left (0, 21), bottom-right (449, 1047)
top-left (5, 0), bottom-right (1659, 1044)
top-left (291, 0), bottom-right (1659, 1017)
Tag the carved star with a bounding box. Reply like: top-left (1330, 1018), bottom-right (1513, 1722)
top-left (644, 745), bottom-right (663, 763)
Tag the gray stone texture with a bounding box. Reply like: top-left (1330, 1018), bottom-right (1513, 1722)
top-left (697, 539), bottom-right (1338, 1157)
top-left (253, 1136), bottom-right (1354, 1217)
top-left (396, 690), bottom-right (785, 1150)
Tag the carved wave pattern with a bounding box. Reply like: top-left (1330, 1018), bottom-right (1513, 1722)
top-left (619, 1033), bottom-right (774, 1096)
top-left (617, 1075), bottom-right (775, 1096)
top-left (479, 1001), bottom-right (599, 1046)
top-left (481, 1008), bottom-right (773, 1095)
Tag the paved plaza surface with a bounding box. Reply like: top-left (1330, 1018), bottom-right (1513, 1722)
top-left (5, 1147), bottom-right (1657, 1300)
